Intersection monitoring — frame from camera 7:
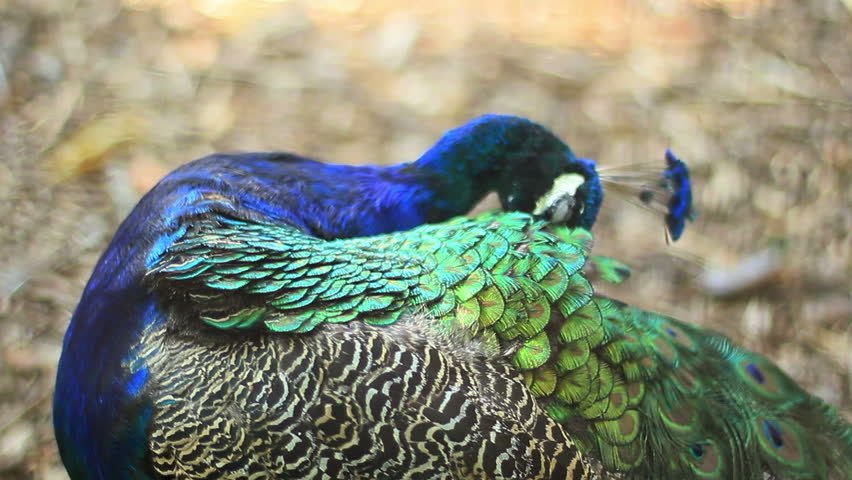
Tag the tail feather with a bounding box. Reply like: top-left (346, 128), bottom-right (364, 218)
top-left (553, 296), bottom-right (852, 479)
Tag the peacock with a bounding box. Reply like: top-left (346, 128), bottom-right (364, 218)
top-left (53, 114), bottom-right (851, 480)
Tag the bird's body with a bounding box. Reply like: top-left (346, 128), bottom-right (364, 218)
top-left (54, 115), bottom-right (850, 480)
top-left (140, 307), bottom-right (588, 479)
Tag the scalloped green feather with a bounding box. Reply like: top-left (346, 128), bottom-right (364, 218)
top-left (588, 255), bottom-right (632, 285)
top-left (556, 338), bottom-right (591, 372)
top-left (552, 227), bottom-right (593, 257)
top-left (452, 267), bottom-right (487, 303)
top-left (264, 311), bottom-right (312, 332)
top-left (476, 285), bottom-right (504, 328)
top-left (594, 409), bottom-right (641, 445)
top-left (363, 308), bottom-right (404, 327)
top-left (558, 301), bottom-right (602, 343)
top-left (513, 331), bottom-right (551, 370)
top-left (524, 364), bottom-right (558, 396)
top-left (146, 209), bottom-right (852, 480)
top-left (454, 297), bottom-right (480, 330)
top-left (556, 275), bottom-right (593, 317)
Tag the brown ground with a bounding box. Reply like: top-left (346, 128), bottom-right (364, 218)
top-left (0, 0), bottom-right (849, 478)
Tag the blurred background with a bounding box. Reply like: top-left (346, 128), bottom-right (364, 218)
top-left (0, 0), bottom-right (850, 477)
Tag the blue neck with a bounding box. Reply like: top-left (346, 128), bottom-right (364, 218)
top-left (53, 114), bottom-right (600, 478)
top-left (414, 114), bottom-right (600, 228)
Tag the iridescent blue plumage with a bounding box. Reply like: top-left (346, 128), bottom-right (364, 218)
top-left (55, 114), bottom-right (848, 480)
top-left (662, 149), bottom-right (695, 241)
top-left (53, 114), bottom-right (603, 479)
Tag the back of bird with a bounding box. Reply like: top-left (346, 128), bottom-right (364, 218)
top-left (147, 207), bottom-right (852, 480)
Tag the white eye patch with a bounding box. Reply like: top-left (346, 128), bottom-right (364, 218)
top-left (533, 173), bottom-right (585, 222)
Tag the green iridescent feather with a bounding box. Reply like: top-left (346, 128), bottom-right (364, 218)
top-left (148, 210), bottom-right (852, 480)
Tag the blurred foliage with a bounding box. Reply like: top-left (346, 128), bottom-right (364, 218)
top-left (0, 0), bottom-right (849, 478)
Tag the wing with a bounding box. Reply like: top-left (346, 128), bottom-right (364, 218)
top-left (144, 209), bottom-right (852, 480)
top-left (142, 210), bottom-right (601, 479)
top-left (145, 210), bottom-right (593, 372)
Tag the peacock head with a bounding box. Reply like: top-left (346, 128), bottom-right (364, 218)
top-left (469, 114), bottom-right (604, 231)
top-left (475, 114), bottom-right (604, 231)
top-left (418, 114), bottom-right (604, 231)
top-left (529, 156), bottom-right (603, 230)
